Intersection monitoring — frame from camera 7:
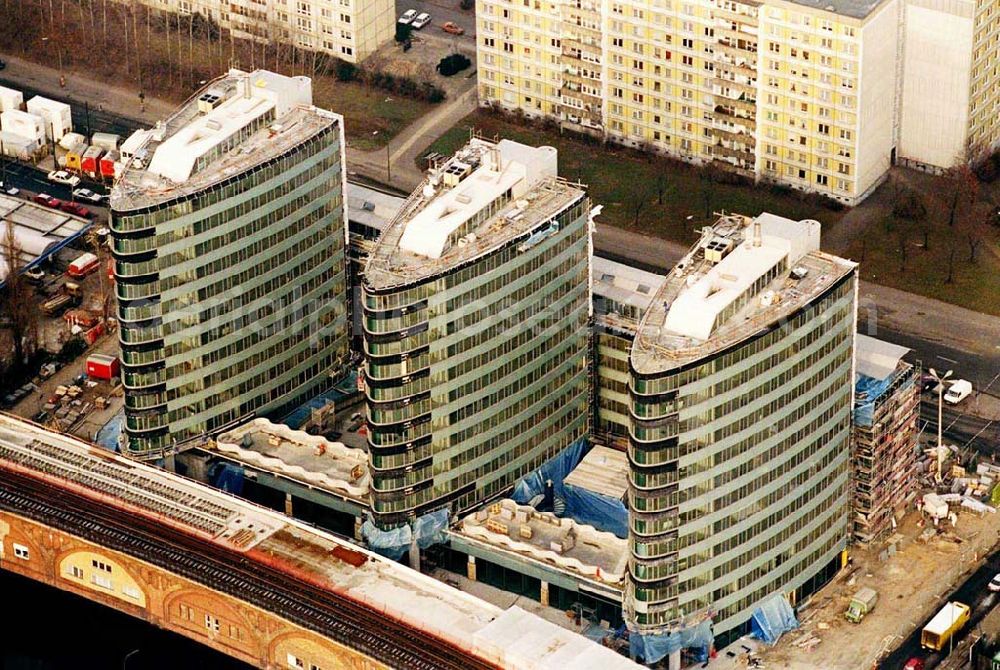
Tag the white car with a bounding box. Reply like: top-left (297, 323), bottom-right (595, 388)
top-left (47, 170), bottom-right (81, 187)
top-left (411, 12), bottom-right (432, 28)
top-left (398, 9), bottom-right (417, 24)
top-left (989, 573), bottom-right (1000, 592)
top-left (0, 180), bottom-right (18, 196)
top-left (72, 188), bottom-right (104, 203)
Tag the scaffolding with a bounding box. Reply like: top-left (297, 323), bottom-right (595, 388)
top-left (851, 360), bottom-right (920, 545)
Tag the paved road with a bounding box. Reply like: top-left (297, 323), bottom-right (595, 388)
top-left (879, 549), bottom-right (1000, 669)
top-left (0, 159), bottom-right (108, 202)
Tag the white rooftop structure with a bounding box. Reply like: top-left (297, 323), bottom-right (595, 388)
top-left (398, 139), bottom-right (557, 259)
top-left (366, 137), bottom-right (585, 289)
top-left (662, 216), bottom-right (820, 341)
top-left (474, 606), bottom-right (639, 670)
top-left (855, 334), bottom-right (912, 380)
top-left (147, 71), bottom-right (312, 183)
top-left (633, 213), bottom-right (856, 373)
top-left (113, 70), bottom-right (339, 210)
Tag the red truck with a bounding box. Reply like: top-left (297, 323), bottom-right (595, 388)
top-left (67, 252), bottom-right (100, 278)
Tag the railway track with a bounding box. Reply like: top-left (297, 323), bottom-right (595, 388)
top-left (0, 466), bottom-right (498, 670)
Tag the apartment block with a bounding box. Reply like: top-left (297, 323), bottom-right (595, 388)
top-left (899, 0), bottom-right (1000, 171)
top-left (851, 334), bottom-right (919, 546)
top-left (119, 0), bottom-right (393, 62)
top-left (477, 0), bottom-right (999, 204)
top-left (111, 70), bottom-right (350, 458)
top-left (362, 138), bottom-right (592, 528)
top-left (627, 213), bottom-right (857, 641)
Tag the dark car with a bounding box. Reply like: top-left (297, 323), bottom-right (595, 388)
top-left (59, 200), bottom-right (93, 219)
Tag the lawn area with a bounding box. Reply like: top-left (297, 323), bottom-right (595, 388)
top-left (425, 111), bottom-right (1000, 314)
top-left (422, 111), bottom-right (847, 245)
top-left (839, 175), bottom-right (1000, 315)
top-left (312, 79), bottom-right (432, 150)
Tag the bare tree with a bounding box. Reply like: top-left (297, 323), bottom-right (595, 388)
top-left (945, 238), bottom-right (958, 284)
top-left (2, 221), bottom-right (39, 372)
top-left (627, 187), bottom-right (651, 229)
top-left (943, 163), bottom-right (978, 228)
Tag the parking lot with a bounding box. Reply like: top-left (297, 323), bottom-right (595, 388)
top-left (396, 0), bottom-right (476, 43)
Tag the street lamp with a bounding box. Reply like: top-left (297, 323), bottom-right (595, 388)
top-left (373, 130), bottom-right (391, 184)
top-left (929, 367), bottom-right (953, 483)
top-left (122, 649), bottom-right (140, 670)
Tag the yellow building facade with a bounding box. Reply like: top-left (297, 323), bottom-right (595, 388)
top-left (477, 0), bottom-right (999, 204)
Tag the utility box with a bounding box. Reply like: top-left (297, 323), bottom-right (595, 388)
top-left (86, 354), bottom-right (119, 381)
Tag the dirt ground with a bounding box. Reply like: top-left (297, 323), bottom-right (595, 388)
top-left (718, 509), bottom-right (1000, 670)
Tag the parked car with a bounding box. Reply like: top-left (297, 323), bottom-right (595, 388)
top-left (0, 180), bottom-right (19, 196)
top-left (72, 188), bottom-right (104, 203)
top-left (398, 9), bottom-right (417, 24)
top-left (59, 200), bottom-right (93, 219)
top-left (47, 170), bottom-right (81, 187)
top-left (903, 659), bottom-right (924, 670)
top-left (24, 267), bottom-right (46, 283)
top-left (411, 12), bottom-right (432, 28)
top-left (442, 21), bottom-right (465, 35)
top-left (33, 193), bottom-right (63, 209)
top-left (989, 573), bottom-right (1000, 593)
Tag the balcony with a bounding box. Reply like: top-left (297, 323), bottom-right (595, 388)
top-left (122, 368), bottom-right (166, 389)
top-left (113, 235), bottom-right (157, 255)
top-left (120, 323), bottom-right (164, 345)
top-left (125, 391), bottom-right (168, 410)
top-left (120, 347), bottom-right (164, 367)
top-left (118, 301), bottom-right (161, 323)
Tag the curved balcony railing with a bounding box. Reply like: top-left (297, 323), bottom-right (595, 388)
top-left (368, 422), bottom-right (432, 448)
top-left (125, 391), bottom-right (168, 410)
top-left (124, 410), bottom-right (168, 433)
top-left (121, 368), bottom-right (166, 389)
top-left (116, 281), bottom-right (161, 301)
top-left (118, 302), bottom-right (161, 323)
top-left (120, 347), bottom-right (165, 367)
top-left (120, 323), bottom-right (164, 345)
top-left (115, 258), bottom-right (160, 278)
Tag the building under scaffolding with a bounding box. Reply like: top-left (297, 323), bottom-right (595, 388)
top-left (851, 334), bottom-right (920, 546)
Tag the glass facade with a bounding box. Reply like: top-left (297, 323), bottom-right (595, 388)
top-left (363, 196), bottom-right (592, 527)
top-left (626, 272), bottom-right (857, 636)
top-left (112, 121), bottom-right (350, 457)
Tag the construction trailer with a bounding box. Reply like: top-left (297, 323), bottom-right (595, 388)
top-left (851, 335), bottom-right (921, 545)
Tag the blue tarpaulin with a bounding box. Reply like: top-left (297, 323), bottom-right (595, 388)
top-left (750, 594), bottom-right (799, 644)
top-left (279, 370), bottom-right (359, 429)
top-left (854, 369), bottom-right (914, 427)
top-left (208, 462), bottom-right (245, 495)
top-left (95, 409), bottom-right (124, 452)
top-left (361, 508), bottom-right (450, 560)
top-left (629, 620), bottom-right (713, 664)
top-left (510, 438), bottom-right (629, 537)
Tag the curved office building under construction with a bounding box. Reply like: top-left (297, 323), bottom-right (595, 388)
top-left (362, 138), bottom-right (592, 528)
top-left (626, 213), bottom-right (858, 645)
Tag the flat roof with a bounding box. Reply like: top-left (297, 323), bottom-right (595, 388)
top-left (0, 412), bottom-right (642, 668)
top-left (592, 256), bottom-right (664, 313)
top-left (632, 213), bottom-right (856, 374)
top-left (215, 418), bottom-right (368, 501)
top-left (0, 193), bottom-right (91, 285)
top-left (346, 182), bottom-right (404, 233)
top-left (456, 499), bottom-right (628, 586)
top-left (564, 445), bottom-right (629, 501)
top-left (112, 69), bottom-right (340, 211)
top-left (855, 334), bottom-right (911, 380)
top-left (780, 0), bottom-right (888, 20)
top-left (365, 138), bottom-right (586, 290)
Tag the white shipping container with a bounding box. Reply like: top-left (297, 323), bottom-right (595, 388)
top-left (26, 96), bottom-right (72, 141)
top-left (0, 86), bottom-right (23, 113)
top-left (0, 109), bottom-right (46, 144)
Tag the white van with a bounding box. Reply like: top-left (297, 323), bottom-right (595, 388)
top-left (944, 379), bottom-right (972, 404)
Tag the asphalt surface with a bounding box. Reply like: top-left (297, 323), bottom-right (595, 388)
top-left (396, 0), bottom-right (477, 42)
top-left (0, 159), bottom-right (108, 203)
top-left (879, 549), bottom-right (1000, 669)
top-left (0, 76), bottom-right (144, 140)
